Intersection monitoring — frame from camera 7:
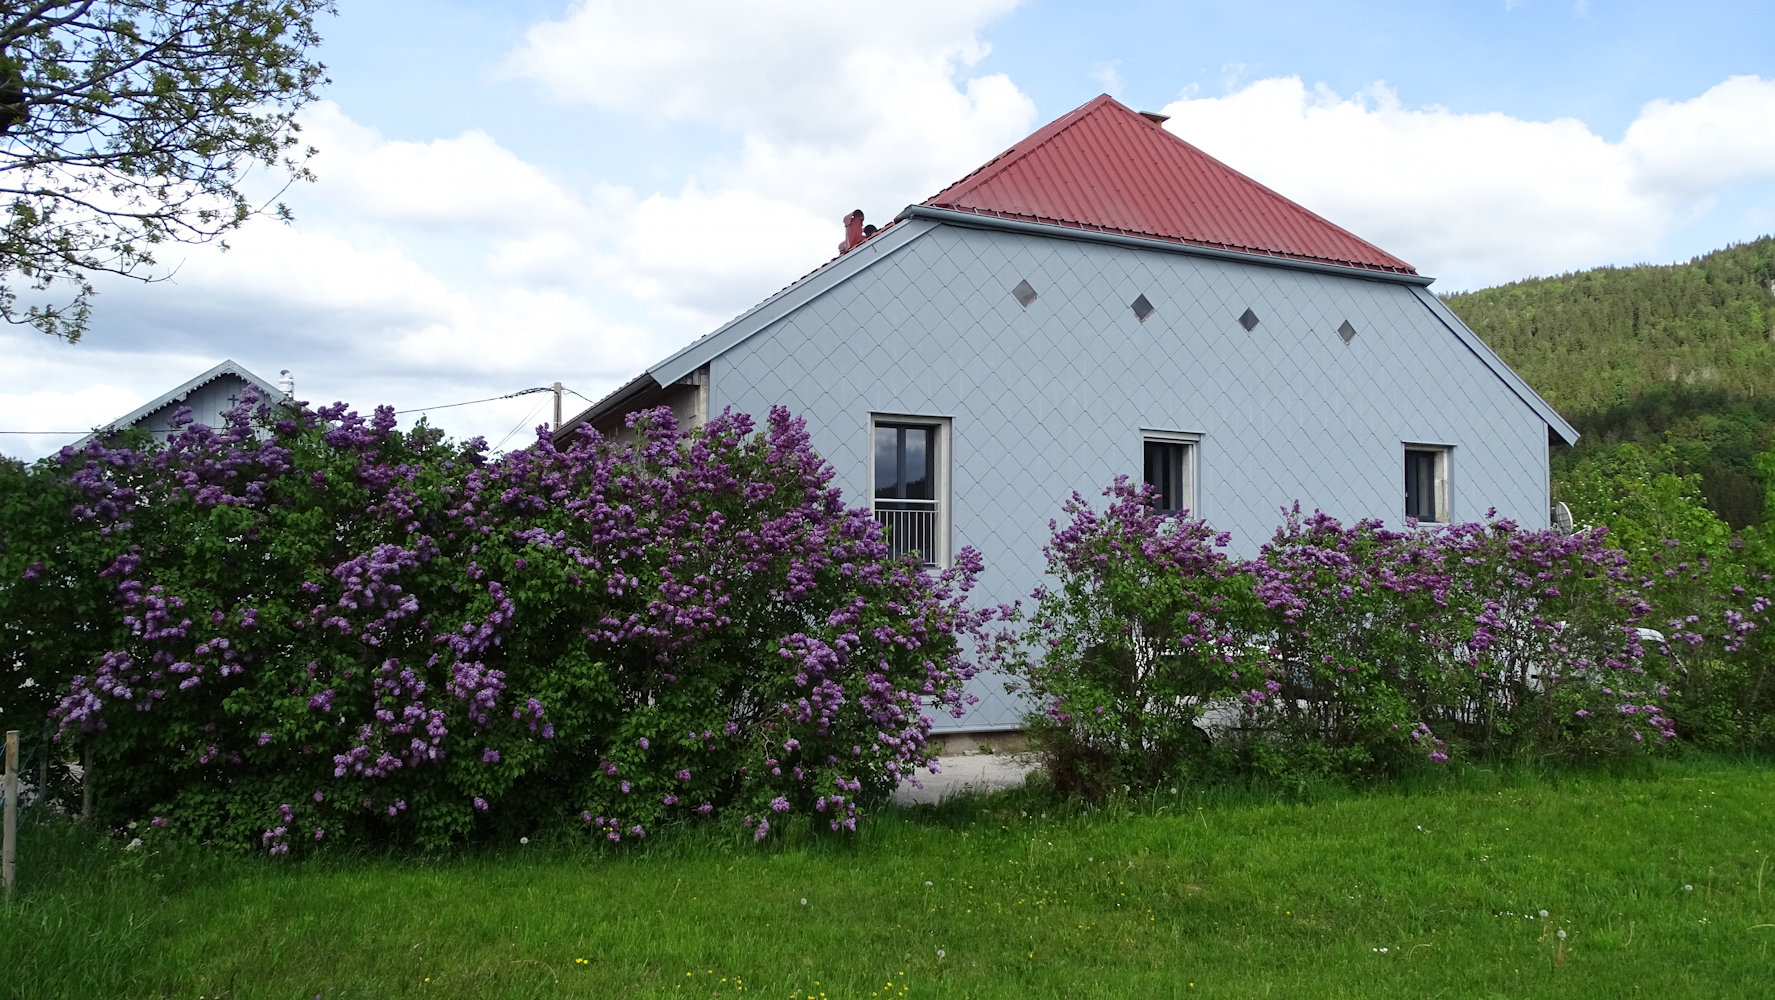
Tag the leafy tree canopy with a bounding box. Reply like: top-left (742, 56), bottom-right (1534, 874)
top-left (1445, 236), bottom-right (1775, 528)
top-left (1553, 442), bottom-right (1733, 577)
top-left (0, 0), bottom-right (334, 342)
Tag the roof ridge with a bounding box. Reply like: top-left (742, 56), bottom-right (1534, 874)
top-left (922, 93), bottom-right (1415, 275)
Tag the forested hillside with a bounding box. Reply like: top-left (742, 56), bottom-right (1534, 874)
top-left (1444, 237), bottom-right (1775, 527)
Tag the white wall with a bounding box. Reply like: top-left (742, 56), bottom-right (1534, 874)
top-left (709, 223), bottom-right (1553, 730)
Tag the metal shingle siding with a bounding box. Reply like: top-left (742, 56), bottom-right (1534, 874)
top-left (924, 94), bottom-right (1417, 276)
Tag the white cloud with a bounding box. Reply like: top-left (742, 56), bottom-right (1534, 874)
top-left (506, 0), bottom-right (1022, 143)
top-left (1624, 76), bottom-right (1775, 196)
top-left (297, 102), bottom-right (602, 236)
top-left (1091, 60), bottom-right (1125, 96)
top-left (1157, 75), bottom-right (1775, 289)
top-left (503, 0), bottom-right (1038, 322)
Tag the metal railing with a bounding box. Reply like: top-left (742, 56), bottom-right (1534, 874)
top-left (874, 499), bottom-right (939, 565)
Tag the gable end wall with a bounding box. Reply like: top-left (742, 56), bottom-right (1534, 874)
top-left (706, 224), bottom-right (1553, 730)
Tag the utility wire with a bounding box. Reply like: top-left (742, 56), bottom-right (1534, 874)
top-left (6, 384), bottom-right (588, 435)
top-left (491, 396), bottom-right (551, 454)
top-left (395, 386), bottom-right (553, 415)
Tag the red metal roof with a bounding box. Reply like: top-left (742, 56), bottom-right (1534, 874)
top-left (923, 94), bottom-right (1416, 275)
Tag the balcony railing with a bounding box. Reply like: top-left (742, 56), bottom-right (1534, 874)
top-left (874, 498), bottom-right (939, 565)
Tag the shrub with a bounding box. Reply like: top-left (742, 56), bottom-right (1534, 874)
top-left (5, 396), bottom-right (990, 851)
top-left (1014, 477), bottom-right (1258, 797)
top-left (1247, 507), bottom-right (1671, 768)
top-left (1016, 487), bottom-right (1681, 797)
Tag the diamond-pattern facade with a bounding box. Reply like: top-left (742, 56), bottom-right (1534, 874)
top-left (708, 225), bottom-right (1554, 732)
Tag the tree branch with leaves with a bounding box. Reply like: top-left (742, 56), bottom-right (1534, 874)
top-left (0, 0), bottom-right (333, 341)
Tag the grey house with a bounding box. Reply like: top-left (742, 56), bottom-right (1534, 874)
top-left (560, 95), bottom-right (1578, 733)
top-left (74, 359), bottom-right (288, 449)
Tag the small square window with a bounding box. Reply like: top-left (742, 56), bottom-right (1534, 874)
top-left (1404, 446), bottom-right (1450, 523)
top-left (1238, 307), bottom-right (1260, 332)
top-left (1142, 435), bottom-right (1198, 514)
top-left (1337, 320), bottom-right (1357, 345)
top-left (1131, 294), bottom-right (1155, 322)
top-left (1011, 279), bottom-right (1038, 308)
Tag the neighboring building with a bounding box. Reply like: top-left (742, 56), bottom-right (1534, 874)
top-left (74, 360), bottom-right (289, 449)
top-left (558, 95), bottom-right (1579, 733)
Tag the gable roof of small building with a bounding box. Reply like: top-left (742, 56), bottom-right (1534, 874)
top-left (921, 94), bottom-right (1417, 275)
top-left (559, 96), bottom-right (1577, 446)
top-left (74, 359), bottom-right (283, 448)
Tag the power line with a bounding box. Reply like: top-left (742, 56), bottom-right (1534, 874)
top-left (491, 396), bottom-right (552, 453)
top-left (394, 386), bottom-right (553, 415)
top-left (6, 384), bottom-right (590, 435)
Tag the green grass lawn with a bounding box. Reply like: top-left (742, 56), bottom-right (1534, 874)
top-left (5, 757), bottom-right (1773, 999)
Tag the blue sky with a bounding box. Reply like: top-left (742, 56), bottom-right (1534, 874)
top-left (4, 0), bottom-right (1773, 458)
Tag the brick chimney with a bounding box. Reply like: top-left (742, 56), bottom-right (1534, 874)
top-left (838, 209), bottom-right (866, 254)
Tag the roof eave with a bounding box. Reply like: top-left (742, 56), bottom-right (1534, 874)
top-left (550, 370), bottom-right (663, 445)
top-left (644, 217), bottom-right (941, 387)
top-left (898, 205), bottom-right (1434, 286)
top-left (1410, 287), bottom-right (1580, 446)
top-left (72, 359), bottom-right (285, 450)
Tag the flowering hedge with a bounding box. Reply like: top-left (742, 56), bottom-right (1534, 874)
top-left (1016, 480), bottom-right (1705, 795)
top-left (1, 396), bottom-right (990, 852)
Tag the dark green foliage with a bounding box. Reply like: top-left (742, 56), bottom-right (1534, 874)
top-left (1445, 236), bottom-right (1775, 527)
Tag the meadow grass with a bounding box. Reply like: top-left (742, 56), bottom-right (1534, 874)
top-left (3, 756), bottom-right (1772, 999)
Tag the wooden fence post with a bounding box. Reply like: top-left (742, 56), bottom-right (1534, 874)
top-left (38, 722), bottom-right (49, 811)
top-left (4, 730), bottom-right (17, 897)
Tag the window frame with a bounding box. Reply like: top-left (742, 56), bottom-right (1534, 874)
top-left (1141, 429), bottom-right (1201, 516)
top-left (1403, 443), bottom-right (1452, 524)
top-left (868, 413), bottom-right (952, 566)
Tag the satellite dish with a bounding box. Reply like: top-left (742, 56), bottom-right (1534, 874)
top-left (1551, 501), bottom-right (1574, 534)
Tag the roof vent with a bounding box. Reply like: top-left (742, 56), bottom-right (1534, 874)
top-left (1012, 279), bottom-right (1038, 308)
top-left (1138, 111), bottom-right (1170, 125)
top-left (277, 369), bottom-right (294, 397)
top-left (1131, 294), bottom-right (1155, 322)
top-left (1238, 308), bottom-right (1260, 332)
top-left (1337, 320), bottom-right (1357, 345)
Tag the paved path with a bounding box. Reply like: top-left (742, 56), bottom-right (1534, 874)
top-left (890, 752), bottom-right (1039, 806)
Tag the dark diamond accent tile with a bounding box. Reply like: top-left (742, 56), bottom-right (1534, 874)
top-left (1131, 293), bottom-right (1155, 322)
top-left (1011, 278), bottom-right (1038, 307)
top-left (1238, 307), bottom-right (1260, 331)
top-left (1338, 319), bottom-right (1357, 344)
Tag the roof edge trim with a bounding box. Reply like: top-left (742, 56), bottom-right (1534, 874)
top-left (646, 218), bottom-right (940, 386)
top-left (551, 371), bottom-right (662, 444)
top-left (73, 359), bottom-right (284, 449)
top-left (898, 205), bottom-right (1435, 286)
top-left (1409, 286), bottom-right (1580, 446)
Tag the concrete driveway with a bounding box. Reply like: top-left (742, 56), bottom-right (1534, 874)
top-left (890, 752), bottom-right (1039, 806)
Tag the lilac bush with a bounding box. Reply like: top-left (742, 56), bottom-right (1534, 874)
top-left (1246, 505), bottom-right (1670, 767)
top-left (4, 395), bottom-right (989, 851)
top-left (1634, 544), bottom-right (1775, 750)
top-left (1013, 476), bottom-right (1258, 796)
top-left (1016, 485), bottom-right (1687, 795)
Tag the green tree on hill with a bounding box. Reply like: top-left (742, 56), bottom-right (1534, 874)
top-left (1445, 236), bottom-right (1775, 528)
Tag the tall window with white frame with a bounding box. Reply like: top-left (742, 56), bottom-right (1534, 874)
top-left (874, 421), bottom-right (941, 564)
top-left (1404, 446), bottom-right (1449, 523)
top-left (1142, 435), bottom-right (1197, 514)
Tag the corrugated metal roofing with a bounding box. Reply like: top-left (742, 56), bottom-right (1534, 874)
top-left (924, 94), bottom-right (1416, 275)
